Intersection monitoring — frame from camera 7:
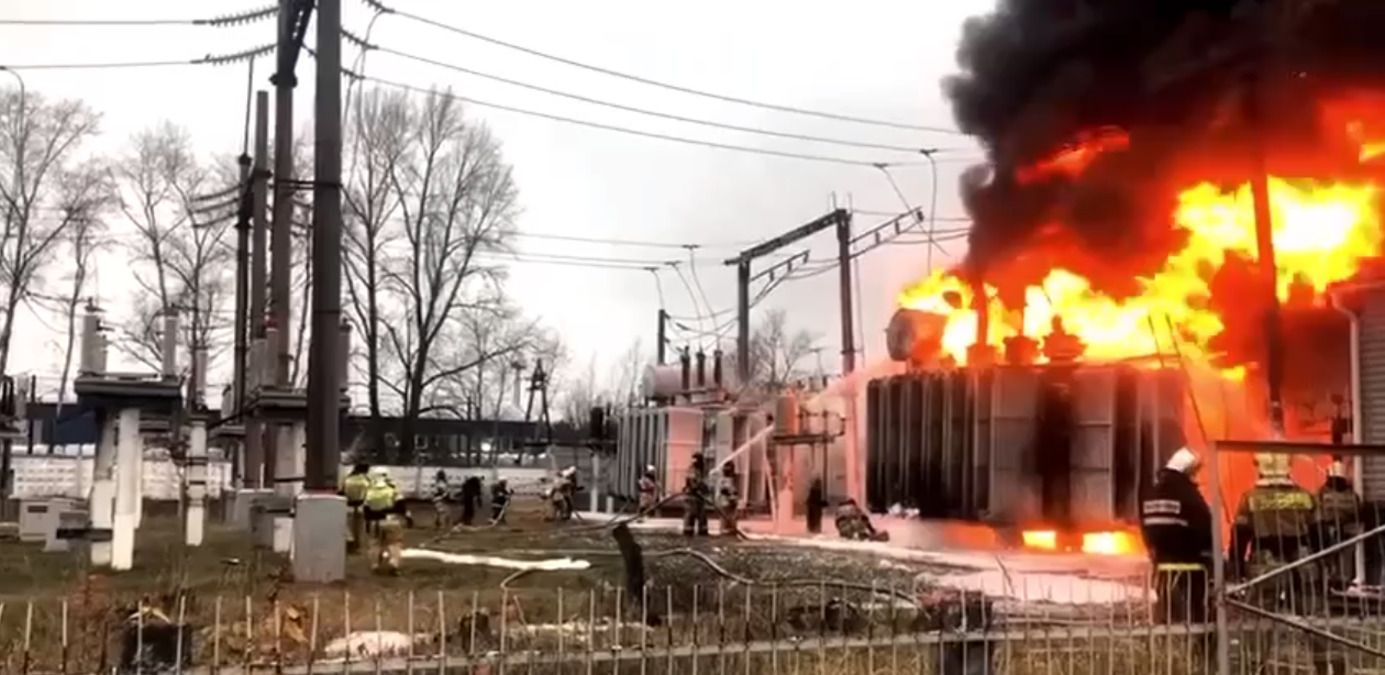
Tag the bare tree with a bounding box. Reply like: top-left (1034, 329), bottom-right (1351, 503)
top-left (114, 122), bottom-right (234, 373)
top-left (609, 338), bottom-right (646, 409)
top-left (0, 88), bottom-right (100, 374)
top-left (750, 308), bottom-right (820, 390)
top-left (51, 163), bottom-right (113, 450)
top-left (346, 89), bottom-right (519, 461)
top-left (344, 89), bottom-right (408, 449)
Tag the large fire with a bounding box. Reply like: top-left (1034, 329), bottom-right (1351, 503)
top-left (899, 177), bottom-right (1381, 368)
top-left (898, 107), bottom-right (1384, 556)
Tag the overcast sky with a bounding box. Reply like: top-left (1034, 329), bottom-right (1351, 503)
top-left (3, 0), bottom-right (988, 403)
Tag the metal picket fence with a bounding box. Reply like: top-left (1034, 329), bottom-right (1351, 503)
top-left (6, 571), bottom-right (1385, 675)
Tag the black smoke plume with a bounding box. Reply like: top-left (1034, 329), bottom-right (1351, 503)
top-left (944, 0), bottom-right (1385, 298)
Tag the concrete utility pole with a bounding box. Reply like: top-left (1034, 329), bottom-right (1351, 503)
top-left (295, 0), bottom-right (347, 583)
top-left (268, 0), bottom-right (302, 488)
top-left (247, 91), bottom-right (270, 489)
top-left (307, 0), bottom-right (343, 493)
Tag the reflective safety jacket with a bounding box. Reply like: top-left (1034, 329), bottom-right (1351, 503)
top-left (341, 473), bottom-right (371, 507)
top-left (1139, 468), bottom-right (1213, 567)
top-left (1316, 476), bottom-right (1362, 541)
top-left (1231, 483), bottom-right (1315, 578)
top-left (365, 478), bottom-right (400, 513)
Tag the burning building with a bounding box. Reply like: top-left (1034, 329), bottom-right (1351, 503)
top-left (864, 0), bottom-right (1385, 552)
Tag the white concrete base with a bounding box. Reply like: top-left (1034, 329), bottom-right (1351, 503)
top-left (291, 494), bottom-right (346, 583)
top-left (185, 502), bottom-right (205, 547)
top-left (111, 513), bottom-right (136, 571)
top-left (89, 479), bottom-right (115, 567)
top-left (231, 489), bottom-right (273, 530)
top-left (272, 515), bottom-right (294, 554)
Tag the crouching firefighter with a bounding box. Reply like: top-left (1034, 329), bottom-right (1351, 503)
top-left (836, 499), bottom-right (888, 542)
top-left (1140, 447), bottom-right (1212, 624)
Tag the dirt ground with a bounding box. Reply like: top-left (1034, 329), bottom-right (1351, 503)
top-left (0, 498), bottom-right (951, 670)
top-left (0, 500), bottom-right (931, 600)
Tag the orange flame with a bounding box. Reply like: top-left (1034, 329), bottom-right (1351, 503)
top-left (1020, 530), bottom-right (1058, 551)
top-left (899, 178), bottom-right (1381, 367)
top-left (1017, 127), bottom-right (1131, 184)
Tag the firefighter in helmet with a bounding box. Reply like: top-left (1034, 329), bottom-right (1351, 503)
top-left (638, 465), bottom-right (660, 513)
top-left (1315, 458), bottom-right (1362, 590)
top-left (1139, 447), bottom-right (1213, 623)
top-left (718, 462), bottom-right (741, 536)
top-left (363, 467), bottom-right (405, 575)
top-left (1230, 453), bottom-right (1316, 610)
top-left (836, 498), bottom-right (887, 541)
top-left (339, 462), bottom-right (372, 553)
top-left (682, 452), bottom-right (710, 537)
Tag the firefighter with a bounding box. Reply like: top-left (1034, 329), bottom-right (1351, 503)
top-left (638, 465), bottom-right (660, 513)
top-left (806, 478), bottom-right (826, 534)
top-left (1139, 447), bottom-right (1213, 624)
top-left (339, 462), bottom-right (372, 554)
top-left (491, 478), bottom-right (512, 525)
top-left (459, 475), bottom-right (483, 526)
top-left (1230, 453), bottom-right (1316, 611)
top-left (430, 470), bottom-right (452, 530)
top-left (719, 463), bottom-right (740, 536)
top-left (682, 452), bottom-right (710, 537)
top-left (1316, 459), bottom-right (1362, 590)
top-left (363, 467), bottom-right (405, 575)
top-left (835, 499), bottom-right (887, 541)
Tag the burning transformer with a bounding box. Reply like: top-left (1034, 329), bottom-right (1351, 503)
top-left (866, 307), bottom-right (1185, 552)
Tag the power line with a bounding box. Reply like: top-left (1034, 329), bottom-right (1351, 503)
top-left (358, 74), bottom-right (922, 168)
top-left (512, 230), bottom-right (756, 250)
top-left (0, 5), bottom-right (278, 27)
top-left (0, 44), bottom-right (276, 70)
top-left (376, 3), bottom-right (963, 135)
top-left (371, 45), bottom-right (945, 155)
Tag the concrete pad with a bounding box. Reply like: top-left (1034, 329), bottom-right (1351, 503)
top-left (272, 515), bottom-right (293, 554)
top-left (292, 494), bottom-right (346, 583)
top-left (230, 489), bottom-right (274, 530)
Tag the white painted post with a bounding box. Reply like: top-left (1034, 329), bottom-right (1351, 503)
top-left (89, 415), bottom-right (117, 568)
top-left (111, 407), bottom-right (141, 571)
top-left (185, 420), bottom-right (208, 546)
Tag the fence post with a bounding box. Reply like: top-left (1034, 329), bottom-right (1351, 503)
top-left (1208, 439), bottom-right (1230, 675)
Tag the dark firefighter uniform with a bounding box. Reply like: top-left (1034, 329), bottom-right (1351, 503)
top-left (1139, 447), bottom-right (1212, 624)
top-left (1315, 460), bottom-right (1362, 590)
top-left (836, 500), bottom-right (886, 541)
top-left (1230, 453), bottom-right (1316, 610)
top-left (491, 479), bottom-right (512, 524)
top-left (682, 452), bottom-right (710, 537)
top-left (719, 465), bottom-right (740, 536)
top-left (340, 463), bottom-right (372, 554)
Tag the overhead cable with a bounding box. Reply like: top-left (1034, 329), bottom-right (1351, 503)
top-left (372, 2), bottom-right (962, 134)
top-left (0, 43), bottom-right (275, 70)
top-left (357, 74), bottom-right (920, 168)
top-left (372, 45), bottom-right (944, 155)
top-left (0, 5), bottom-right (277, 27)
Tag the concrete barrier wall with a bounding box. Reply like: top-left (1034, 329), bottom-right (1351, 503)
top-left (10, 451), bottom-right (553, 501)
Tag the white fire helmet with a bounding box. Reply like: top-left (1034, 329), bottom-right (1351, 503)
top-left (368, 466), bottom-right (391, 481)
top-left (645, 464), bottom-right (656, 474)
top-left (1165, 447), bottom-right (1201, 475)
top-left (1329, 460), bottom-right (1347, 479)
